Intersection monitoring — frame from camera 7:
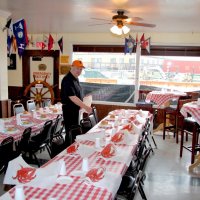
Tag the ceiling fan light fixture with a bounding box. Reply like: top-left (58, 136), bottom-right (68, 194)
top-left (122, 25), bottom-right (130, 34)
top-left (110, 25), bottom-right (130, 35)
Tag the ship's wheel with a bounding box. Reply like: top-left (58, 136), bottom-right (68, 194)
top-left (23, 75), bottom-right (55, 107)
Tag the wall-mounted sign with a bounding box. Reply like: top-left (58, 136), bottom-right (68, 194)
top-left (7, 54), bottom-right (16, 70)
top-left (60, 55), bottom-right (69, 64)
top-left (35, 84), bottom-right (43, 89)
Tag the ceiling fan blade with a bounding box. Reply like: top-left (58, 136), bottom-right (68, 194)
top-left (88, 22), bottom-right (112, 26)
top-left (126, 17), bottom-right (143, 22)
top-left (91, 17), bottom-right (111, 22)
top-left (128, 21), bottom-right (156, 28)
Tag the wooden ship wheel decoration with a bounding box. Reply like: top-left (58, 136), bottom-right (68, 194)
top-left (23, 75), bottom-right (56, 107)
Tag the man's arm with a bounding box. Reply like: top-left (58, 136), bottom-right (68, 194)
top-left (69, 96), bottom-right (92, 114)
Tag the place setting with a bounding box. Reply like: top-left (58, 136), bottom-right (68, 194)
top-left (0, 121), bottom-right (19, 135)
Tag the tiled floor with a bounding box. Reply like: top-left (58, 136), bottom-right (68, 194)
top-left (136, 131), bottom-right (200, 200)
top-left (0, 131), bottom-right (200, 199)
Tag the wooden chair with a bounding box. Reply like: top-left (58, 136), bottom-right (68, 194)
top-left (180, 117), bottom-right (200, 164)
top-left (186, 91), bottom-right (199, 100)
top-left (163, 95), bottom-right (192, 143)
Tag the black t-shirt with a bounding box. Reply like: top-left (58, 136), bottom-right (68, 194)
top-left (61, 72), bottom-right (83, 111)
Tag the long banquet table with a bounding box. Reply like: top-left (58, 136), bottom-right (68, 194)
top-left (0, 105), bottom-right (62, 143)
top-left (0, 109), bottom-right (152, 200)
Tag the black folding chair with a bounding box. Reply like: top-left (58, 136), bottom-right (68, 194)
top-left (0, 137), bottom-right (16, 174)
top-left (68, 125), bottom-right (83, 145)
top-left (23, 120), bottom-right (53, 166)
top-left (50, 115), bottom-right (65, 157)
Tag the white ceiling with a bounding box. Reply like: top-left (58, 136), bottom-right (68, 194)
top-left (0, 0), bottom-right (200, 34)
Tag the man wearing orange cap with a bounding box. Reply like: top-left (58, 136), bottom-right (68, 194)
top-left (61, 60), bottom-right (92, 147)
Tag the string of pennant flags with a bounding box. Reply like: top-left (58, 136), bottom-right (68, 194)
top-left (4, 18), bottom-right (63, 57)
top-left (124, 33), bottom-right (151, 54)
top-left (4, 18), bottom-right (150, 57)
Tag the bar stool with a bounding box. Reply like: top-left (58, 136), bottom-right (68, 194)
top-left (163, 95), bottom-right (191, 143)
top-left (180, 117), bottom-right (200, 164)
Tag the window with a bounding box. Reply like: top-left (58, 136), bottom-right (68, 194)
top-left (73, 45), bottom-right (200, 103)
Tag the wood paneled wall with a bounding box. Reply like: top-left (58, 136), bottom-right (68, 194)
top-left (0, 99), bottom-right (11, 118)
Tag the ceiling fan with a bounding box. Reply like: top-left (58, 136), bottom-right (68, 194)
top-left (91, 9), bottom-right (156, 35)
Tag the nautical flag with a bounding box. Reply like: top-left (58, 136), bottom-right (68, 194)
top-left (7, 35), bottom-right (13, 55)
top-left (140, 33), bottom-right (145, 44)
top-left (36, 42), bottom-right (46, 50)
top-left (48, 34), bottom-right (54, 51)
top-left (142, 37), bottom-right (151, 53)
top-left (12, 19), bottom-right (28, 57)
top-left (29, 35), bottom-right (35, 47)
top-left (41, 42), bottom-right (46, 50)
top-left (135, 33), bottom-right (139, 48)
top-left (3, 18), bottom-right (12, 31)
top-left (58, 37), bottom-right (63, 53)
top-left (124, 34), bottom-right (135, 54)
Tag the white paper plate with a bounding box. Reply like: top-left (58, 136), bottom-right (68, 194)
top-left (3, 128), bottom-right (19, 134)
top-left (98, 124), bottom-right (112, 129)
top-left (21, 121), bottom-right (34, 127)
top-left (56, 176), bottom-right (73, 184)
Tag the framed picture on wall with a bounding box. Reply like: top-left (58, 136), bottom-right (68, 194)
top-left (7, 54), bottom-right (16, 70)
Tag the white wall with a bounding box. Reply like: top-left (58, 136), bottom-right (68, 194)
top-left (0, 14), bottom-right (10, 100)
top-left (8, 32), bottom-right (200, 87)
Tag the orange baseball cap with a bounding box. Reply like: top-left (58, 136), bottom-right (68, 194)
top-left (72, 60), bottom-right (85, 68)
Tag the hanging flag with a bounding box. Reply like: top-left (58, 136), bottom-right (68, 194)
top-left (43, 34), bottom-right (48, 46)
top-left (58, 37), bottom-right (63, 53)
top-left (12, 19), bottom-right (29, 57)
top-left (124, 37), bottom-right (129, 54)
top-left (129, 34), bottom-right (135, 44)
top-left (41, 42), bottom-right (46, 50)
top-left (29, 35), bottom-right (35, 47)
top-left (3, 18), bottom-right (12, 31)
top-left (140, 33), bottom-right (145, 44)
top-left (48, 34), bottom-right (54, 51)
top-left (135, 33), bottom-right (139, 48)
top-left (7, 35), bottom-right (13, 55)
top-left (136, 33), bottom-right (138, 43)
top-left (124, 34), bottom-right (135, 54)
top-left (36, 42), bottom-right (46, 50)
top-left (142, 37), bottom-right (151, 53)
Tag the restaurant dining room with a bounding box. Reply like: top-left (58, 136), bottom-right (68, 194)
top-left (0, 0), bottom-right (200, 199)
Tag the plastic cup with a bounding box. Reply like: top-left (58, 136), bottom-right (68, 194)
top-left (95, 138), bottom-right (100, 148)
top-left (15, 185), bottom-right (25, 200)
top-left (82, 158), bottom-right (89, 172)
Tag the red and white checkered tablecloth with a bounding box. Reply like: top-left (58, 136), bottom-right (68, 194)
top-left (8, 177), bottom-right (112, 200)
top-left (146, 91), bottom-right (186, 108)
top-left (180, 101), bottom-right (200, 125)
top-left (0, 112), bottom-right (58, 143)
top-left (1, 109), bottom-right (151, 200)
